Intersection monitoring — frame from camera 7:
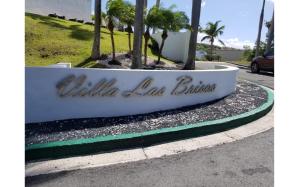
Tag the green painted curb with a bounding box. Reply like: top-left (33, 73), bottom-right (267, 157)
top-left (26, 85), bottom-right (274, 161)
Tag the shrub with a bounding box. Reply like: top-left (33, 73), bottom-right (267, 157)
top-left (84, 22), bottom-right (94, 25)
top-left (205, 55), bottom-right (221, 61)
top-left (48, 13), bottom-right (57, 18)
top-left (57, 15), bottom-right (65, 19)
top-left (242, 42), bottom-right (266, 62)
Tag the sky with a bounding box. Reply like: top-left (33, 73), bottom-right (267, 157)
top-left (97, 0), bottom-right (274, 49)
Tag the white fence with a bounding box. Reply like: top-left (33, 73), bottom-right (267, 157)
top-left (152, 31), bottom-right (245, 62)
top-left (25, 0), bottom-right (92, 22)
top-left (25, 63), bottom-right (238, 123)
top-left (152, 31), bottom-right (191, 63)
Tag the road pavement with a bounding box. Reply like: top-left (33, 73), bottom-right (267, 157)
top-left (26, 129), bottom-right (274, 187)
top-left (26, 64), bottom-right (274, 187)
top-left (236, 67), bottom-right (274, 89)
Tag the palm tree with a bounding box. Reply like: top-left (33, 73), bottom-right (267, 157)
top-left (266, 11), bottom-right (274, 54)
top-left (156, 0), bottom-right (160, 7)
top-left (106, 0), bottom-right (124, 64)
top-left (91, 0), bottom-right (101, 60)
top-left (255, 0), bottom-right (266, 57)
top-left (143, 6), bottom-right (161, 65)
top-left (201, 21), bottom-right (225, 61)
top-left (119, 1), bottom-right (135, 56)
top-left (131, 0), bottom-right (145, 69)
top-left (156, 8), bottom-right (189, 64)
top-left (183, 0), bottom-right (202, 70)
top-left (152, 0), bottom-right (161, 34)
top-left (143, 0), bottom-right (148, 32)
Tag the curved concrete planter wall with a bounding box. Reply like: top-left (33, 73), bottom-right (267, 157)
top-left (25, 63), bottom-right (238, 123)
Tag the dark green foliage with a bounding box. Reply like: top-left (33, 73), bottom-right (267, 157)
top-left (205, 54), bottom-right (221, 61)
top-left (197, 43), bottom-right (221, 53)
top-left (242, 42), bottom-right (266, 61)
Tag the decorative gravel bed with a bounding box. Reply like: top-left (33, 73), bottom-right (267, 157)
top-left (26, 81), bottom-right (268, 146)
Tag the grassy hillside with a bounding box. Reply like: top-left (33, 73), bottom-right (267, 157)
top-left (25, 13), bottom-right (172, 67)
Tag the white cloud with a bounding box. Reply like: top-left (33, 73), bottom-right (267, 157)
top-left (202, 0), bottom-right (206, 7)
top-left (197, 34), bottom-right (255, 49)
top-left (224, 38), bottom-right (255, 49)
top-left (267, 0), bottom-right (274, 3)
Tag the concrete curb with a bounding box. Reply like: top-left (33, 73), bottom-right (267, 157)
top-left (25, 85), bottom-right (274, 161)
top-left (25, 107), bottom-right (274, 177)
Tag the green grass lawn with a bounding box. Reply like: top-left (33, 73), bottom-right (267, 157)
top-left (25, 13), bottom-right (174, 67)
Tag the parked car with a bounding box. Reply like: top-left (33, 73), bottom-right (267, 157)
top-left (251, 51), bottom-right (274, 73)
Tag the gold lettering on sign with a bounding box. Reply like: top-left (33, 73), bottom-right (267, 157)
top-left (171, 75), bottom-right (216, 95)
top-left (56, 74), bottom-right (119, 97)
top-left (122, 77), bottom-right (166, 98)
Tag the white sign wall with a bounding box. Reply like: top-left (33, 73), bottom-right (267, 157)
top-left (25, 64), bottom-right (238, 123)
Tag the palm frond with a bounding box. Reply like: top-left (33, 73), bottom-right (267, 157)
top-left (215, 25), bottom-right (225, 35)
top-left (215, 20), bottom-right (221, 26)
top-left (218, 39), bottom-right (226, 46)
top-left (201, 36), bottom-right (211, 42)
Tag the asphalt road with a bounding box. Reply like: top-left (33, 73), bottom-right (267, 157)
top-left (236, 67), bottom-right (274, 89)
top-left (26, 65), bottom-right (274, 187)
top-left (197, 62), bottom-right (274, 89)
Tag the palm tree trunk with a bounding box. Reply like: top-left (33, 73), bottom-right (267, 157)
top-left (156, 0), bottom-right (160, 7)
top-left (255, 0), bottom-right (266, 57)
top-left (131, 0), bottom-right (145, 69)
top-left (157, 30), bottom-right (168, 64)
top-left (128, 29), bottom-right (132, 54)
top-left (144, 26), bottom-right (150, 66)
top-left (266, 11), bottom-right (274, 54)
top-left (143, 0), bottom-right (147, 33)
top-left (110, 31), bottom-right (116, 60)
top-left (157, 38), bottom-right (165, 64)
top-left (183, 0), bottom-right (202, 70)
top-left (152, 0), bottom-right (161, 34)
top-left (91, 0), bottom-right (101, 59)
top-left (210, 40), bottom-right (213, 61)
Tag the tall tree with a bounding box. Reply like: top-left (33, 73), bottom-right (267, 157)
top-left (143, 0), bottom-right (148, 32)
top-left (144, 6), bottom-right (162, 65)
top-left (106, 0), bottom-right (124, 64)
top-left (119, 1), bottom-right (135, 56)
top-left (183, 0), bottom-right (202, 70)
top-left (156, 0), bottom-right (160, 7)
top-left (131, 0), bottom-right (145, 69)
top-left (255, 0), bottom-right (266, 57)
top-left (152, 0), bottom-right (161, 34)
top-left (266, 11), bottom-right (274, 54)
top-left (200, 21), bottom-right (225, 61)
top-left (91, 0), bottom-right (101, 60)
